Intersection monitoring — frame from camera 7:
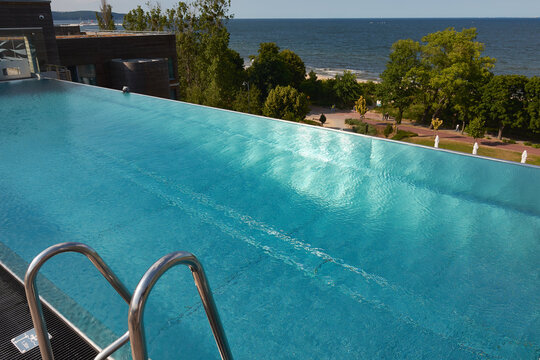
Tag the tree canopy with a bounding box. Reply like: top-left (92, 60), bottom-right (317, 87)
top-left (480, 75), bottom-right (529, 139)
top-left (263, 85), bottom-right (309, 122)
top-left (333, 71), bottom-right (361, 108)
top-left (415, 28), bottom-right (495, 122)
top-left (123, 0), bottom-right (243, 108)
top-left (379, 39), bottom-right (421, 123)
top-left (525, 76), bottom-right (540, 134)
top-left (95, 0), bottom-right (116, 30)
top-left (377, 27), bottom-right (539, 141)
top-left (466, 117), bottom-right (486, 140)
top-left (248, 43), bottom-right (306, 98)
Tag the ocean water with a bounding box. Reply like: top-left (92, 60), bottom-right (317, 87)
top-left (60, 18), bottom-right (540, 80)
top-left (226, 18), bottom-right (540, 80)
top-left (0, 79), bottom-right (539, 359)
top-left (62, 18), bottom-right (540, 80)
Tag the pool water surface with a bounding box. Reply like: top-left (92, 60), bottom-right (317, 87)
top-left (0, 79), bottom-right (539, 359)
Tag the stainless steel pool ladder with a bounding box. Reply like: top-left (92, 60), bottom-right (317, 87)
top-left (24, 242), bottom-right (232, 360)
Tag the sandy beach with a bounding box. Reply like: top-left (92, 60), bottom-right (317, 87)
top-left (311, 72), bottom-right (379, 83)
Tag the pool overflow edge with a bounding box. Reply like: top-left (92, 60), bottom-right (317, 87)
top-left (26, 77), bottom-right (540, 170)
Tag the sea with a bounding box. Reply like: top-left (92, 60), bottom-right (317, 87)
top-left (60, 18), bottom-right (540, 81)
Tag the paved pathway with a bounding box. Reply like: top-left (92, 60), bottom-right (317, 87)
top-left (307, 106), bottom-right (540, 156)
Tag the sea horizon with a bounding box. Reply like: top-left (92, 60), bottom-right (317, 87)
top-left (57, 17), bottom-right (540, 81)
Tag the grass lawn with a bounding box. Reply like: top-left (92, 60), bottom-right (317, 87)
top-left (402, 137), bottom-right (540, 166)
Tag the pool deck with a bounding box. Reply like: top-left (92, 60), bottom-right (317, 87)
top-left (0, 263), bottom-right (99, 360)
top-left (307, 106), bottom-right (540, 156)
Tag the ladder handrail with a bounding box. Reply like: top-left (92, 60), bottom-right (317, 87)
top-left (24, 242), bottom-right (132, 360)
top-left (94, 331), bottom-right (130, 360)
top-left (128, 251), bottom-right (233, 360)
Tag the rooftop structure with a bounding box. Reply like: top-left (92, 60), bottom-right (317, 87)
top-left (0, 0), bottom-right (58, 64)
top-left (55, 29), bottom-right (179, 99)
top-left (0, 0), bottom-right (179, 98)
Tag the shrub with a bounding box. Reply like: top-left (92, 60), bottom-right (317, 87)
top-left (392, 130), bottom-right (418, 140)
top-left (345, 118), bottom-right (362, 126)
top-left (319, 113), bottom-right (327, 125)
top-left (300, 119), bottom-right (322, 126)
top-left (403, 103), bottom-right (425, 122)
top-left (524, 141), bottom-right (532, 146)
top-left (352, 123), bottom-right (377, 136)
top-left (345, 118), bottom-right (376, 135)
top-left (383, 124), bottom-right (393, 138)
top-left (465, 117), bottom-right (486, 140)
top-left (232, 85), bottom-right (263, 115)
top-left (533, 144), bottom-right (540, 149)
top-left (263, 85), bottom-right (309, 122)
top-left (502, 139), bottom-right (516, 144)
top-left (354, 96), bottom-right (368, 118)
top-left (334, 71), bottom-right (361, 108)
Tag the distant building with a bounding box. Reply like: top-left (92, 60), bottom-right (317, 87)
top-left (55, 28), bottom-right (179, 99)
top-left (0, 0), bottom-right (58, 79)
top-left (0, 0), bottom-right (179, 99)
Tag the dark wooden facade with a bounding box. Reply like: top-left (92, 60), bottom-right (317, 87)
top-left (110, 59), bottom-right (170, 98)
top-left (56, 34), bottom-right (179, 98)
top-left (54, 25), bottom-right (82, 36)
top-left (0, 0), bottom-right (59, 64)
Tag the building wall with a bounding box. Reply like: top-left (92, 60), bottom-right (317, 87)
top-left (54, 25), bottom-right (82, 36)
top-left (56, 34), bottom-right (179, 97)
top-left (0, 1), bottom-right (59, 64)
top-left (110, 59), bottom-right (170, 98)
top-left (0, 58), bottom-right (31, 80)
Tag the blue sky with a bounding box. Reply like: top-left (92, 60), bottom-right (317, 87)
top-left (51, 0), bottom-right (540, 18)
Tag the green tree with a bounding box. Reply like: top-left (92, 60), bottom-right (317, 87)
top-left (123, 1), bottom-right (244, 109)
top-left (95, 0), bottom-right (116, 30)
top-left (263, 85), bottom-right (309, 122)
top-left (279, 49), bottom-right (306, 89)
top-left (123, 2), bottom-right (169, 31)
top-left (333, 71), bottom-right (361, 108)
top-left (525, 76), bottom-right (540, 134)
top-left (299, 71), bottom-right (338, 106)
top-left (249, 43), bottom-right (286, 97)
top-left (379, 39), bottom-right (421, 124)
top-left (412, 28), bottom-right (495, 125)
top-left (248, 43), bottom-right (305, 98)
top-left (232, 85), bottom-right (263, 115)
top-left (466, 117), bottom-right (486, 140)
top-left (480, 75), bottom-right (529, 139)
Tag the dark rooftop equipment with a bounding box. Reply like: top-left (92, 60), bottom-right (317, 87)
top-left (109, 58), bottom-right (170, 98)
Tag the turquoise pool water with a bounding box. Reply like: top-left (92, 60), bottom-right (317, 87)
top-left (0, 79), bottom-right (539, 359)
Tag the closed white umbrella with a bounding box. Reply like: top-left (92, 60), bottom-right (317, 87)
top-left (521, 150), bottom-right (527, 164)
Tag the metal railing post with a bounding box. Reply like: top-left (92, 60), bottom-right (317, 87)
top-left (128, 251), bottom-right (233, 360)
top-left (24, 242), bottom-right (131, 360)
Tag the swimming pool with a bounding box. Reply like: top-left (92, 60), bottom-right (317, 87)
top-left (0, 79), bottom-right (538, 359)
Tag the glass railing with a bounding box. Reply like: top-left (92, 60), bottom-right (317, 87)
top-left (0, 28), bottom-right (46, 80)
